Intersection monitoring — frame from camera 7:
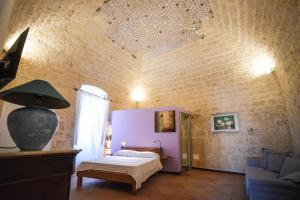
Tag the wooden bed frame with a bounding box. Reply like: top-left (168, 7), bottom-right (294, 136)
top-left (76, 146), bottom-right (163, 194)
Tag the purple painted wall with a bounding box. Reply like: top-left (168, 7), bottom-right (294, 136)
top-left (111, 107), bottom-right (187, 172)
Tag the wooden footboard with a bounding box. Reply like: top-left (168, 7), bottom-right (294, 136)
top-left (77, 170), bottom-right (137, 194)
top-left (76, 146), bottom-right (162, 194)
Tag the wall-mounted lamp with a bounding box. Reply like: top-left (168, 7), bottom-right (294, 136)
top-left (153, 140), bottom-right (162, 150)
top-left (121, 141), bottom-right (126, 147)
top-left (131, 87), bottom-right (145, 108)
top-left (252, 53), bottom-right (275, 76)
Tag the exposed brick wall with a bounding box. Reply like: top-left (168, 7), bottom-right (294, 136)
top-left (275, 36), bottom-right (300, 154)
top-left (2, 0), bottom-right (299, 172)
top-left (206, 0), bottom-right (300, 154)
top-left (4, 0), bottom-right (141, 149)
top-left (138, 0), bottom-right (299, 171)
top-left (140, 32), bottom-right (292, 172)
top-left (270, 2), bottom-right (300, 154)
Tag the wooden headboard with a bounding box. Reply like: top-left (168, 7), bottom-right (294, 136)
top-left (121, 146), bottom-right (163, 156)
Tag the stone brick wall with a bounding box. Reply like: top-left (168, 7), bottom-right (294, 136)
top-left (138, 0), bottom-right (299, 171)
top-left (276, 39), bottom-right (300, 154)
top-left (2, 0), bottom-right (298, 172)
top-left (3, 0), bottom-right (141, 149)
top-left (140, 32), bottom-right (292, 172)
top-left (206, 0), bottom-right (300, 154)
top-left (269, 2), bottom-right (300, 154)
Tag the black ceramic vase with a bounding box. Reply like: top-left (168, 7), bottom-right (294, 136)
top-left (7, 107), bottom-right (58, 151)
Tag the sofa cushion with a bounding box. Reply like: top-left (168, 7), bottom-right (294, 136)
top-left (267, 152), bottom-right (289, 172)
top-left (260, 148), bottom-right (269, 169)
top-left (280, 156), bottom-right (300, 177)
top-left (247, 157), bottom-right (261, 167)
top-left (280, 172), bottom-right (300, 183)
top-left (246, 166), bottom-right (279, 179)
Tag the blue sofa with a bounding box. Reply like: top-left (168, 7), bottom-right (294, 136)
top-left (245, 154), bottom-right (300, 200)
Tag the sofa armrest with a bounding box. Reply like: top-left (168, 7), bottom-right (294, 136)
top-left (248, 177), bottom-right (300, 200)
top-left (246, 157), bottom-right (261, 167)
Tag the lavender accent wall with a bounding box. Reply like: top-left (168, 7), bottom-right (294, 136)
top-left (111, 107), bottom-right (187, 172)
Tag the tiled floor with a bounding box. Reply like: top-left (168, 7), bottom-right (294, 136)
top-left (70, 169), bottom-right (247, 200)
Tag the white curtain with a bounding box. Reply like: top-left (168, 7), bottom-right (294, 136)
top-left (74, 85), bottom-right (109, 167)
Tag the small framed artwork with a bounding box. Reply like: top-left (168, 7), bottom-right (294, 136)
top-left (155, 110), bottom-right (176, 132)
top-left (211, 113), bottom-right (239, 133)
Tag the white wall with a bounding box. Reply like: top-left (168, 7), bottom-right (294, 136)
top-left (0, 0), bottom-right (15, 49)
top-left (0, 102), bottom-right (20, 152)
top-left (0, 0), bottom-right (16, 152)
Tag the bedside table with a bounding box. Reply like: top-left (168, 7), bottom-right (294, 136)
top-left (160, 155), bottom-right (173, 167)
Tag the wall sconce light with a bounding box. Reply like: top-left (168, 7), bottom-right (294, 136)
top-left (132, 87), bottom-right (145, 108)
top-left (121, 141), bottom-right (126, 147)
top-left (252, 53), bottom-right (275, 76)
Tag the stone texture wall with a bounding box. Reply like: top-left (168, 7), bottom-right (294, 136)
top-left (2, 0), bottom-right (298, 172)
top-left (206, 0), bottom-right (300, 154)
top-left (277, 58), bottom-right (300, 154)
top-left (270, 3), bottom-right (300, 154)
top-left (138, 0), bottom-right (299, 171)
top-left (276, 46), bottom-right (300, 154)
top-left (3, 0), bottom-right (141, 149)
top-left (140, 32), bottom-right (292, 172)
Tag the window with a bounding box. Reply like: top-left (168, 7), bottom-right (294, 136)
top-left (74, 85), bottom-right (109, 166)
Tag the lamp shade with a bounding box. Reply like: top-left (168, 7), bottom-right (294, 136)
top-left (0, 80), bottom-right (70, 109)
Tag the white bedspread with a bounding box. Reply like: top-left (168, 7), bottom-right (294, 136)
top-left (76, 155), bottom-right (162, 189)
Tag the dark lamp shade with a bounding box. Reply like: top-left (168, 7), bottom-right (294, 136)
top-left (0, 80), bottom-right (70, 109)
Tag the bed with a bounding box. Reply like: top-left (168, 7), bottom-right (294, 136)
top-left (76, 146), bottom-right (163, 193)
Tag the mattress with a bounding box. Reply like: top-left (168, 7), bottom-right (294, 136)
top-left (76, 154), bottom-right (163, 189)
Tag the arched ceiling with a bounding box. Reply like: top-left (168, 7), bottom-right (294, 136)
top-left (8, 0), bottom-right (299, 62)
top-left (100, 0), bottom-right (299, 60)
top-left (102, 0), bottom-right (214, 57)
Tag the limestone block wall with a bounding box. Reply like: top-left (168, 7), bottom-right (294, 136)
top-left (135, 0), bottom-right (299, 172)
top-left (276, 39), bottom-right (300, 154)
top-left (140, 32), bottom-right (292, 172)
top-left (207, 0), bottom-right (300, 154)
top-left (1, 0), bottom-right (298, 172)
top-left (270, 2), bottom-right (300, 154)
top-left (2, 0), bottom-right (141, 149)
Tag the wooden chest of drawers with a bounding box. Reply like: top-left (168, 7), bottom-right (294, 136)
top-left (0, 150), bottom-right (80, 200)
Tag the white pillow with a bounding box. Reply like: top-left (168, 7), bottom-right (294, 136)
top-left (114, 150), bottom-right (137, 157)
top-left (114, 150), bottom-right (157, 158)
top-left (134, 151), bottom-right (158, 158)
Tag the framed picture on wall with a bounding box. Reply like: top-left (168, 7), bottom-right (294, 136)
top-left (211, 113), bottom-right (239, 133)
top-left (155, 110), bottom-right (176, 132)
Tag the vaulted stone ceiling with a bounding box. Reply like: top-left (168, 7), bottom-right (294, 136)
top-left (8, 0), bottom-right (299, 61)
top-left (100, 0), bottom-right (299, 59)
top-left (102, 0), bottom-right (214, 57)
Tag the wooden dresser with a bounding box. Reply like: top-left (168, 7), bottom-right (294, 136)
top-left (0, 150), bottom-right (80, 200)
